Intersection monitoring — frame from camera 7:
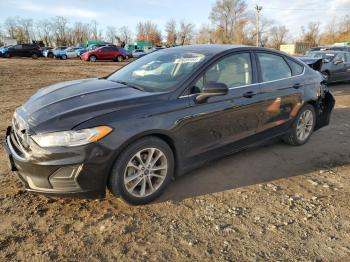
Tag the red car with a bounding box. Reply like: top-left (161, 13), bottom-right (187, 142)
top-left (81, 46), bottom-right (128, 62)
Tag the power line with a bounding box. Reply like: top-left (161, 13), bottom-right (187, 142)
top-left (263, 7), bottom-right (350, 11)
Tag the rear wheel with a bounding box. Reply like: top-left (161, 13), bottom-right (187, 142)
top-left (47, 53), bottom-right (54, 58)
top-left (31, 53), bottom-right (38, 59)
top-left (89, 55), bottom-right (97, 62)
top-left (61, 54), bottom-right (67, 60)
top-left (109, 137), bottom-right (174, 205)
top-left (4, 52), bottom-right (10, 58)
top-left (116, 55), bottom-right (124, 62)
top-left (283, 104), bottom-right (316, 146)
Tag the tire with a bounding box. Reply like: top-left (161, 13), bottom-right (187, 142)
top-left (321, 71), bottom-right (330, 82)
top-left (89, 55), bottom-right (97, 62)
top-left (4, 52), bottom-right (10, 58)
top-left (31, 54), bottom-right (38, 59)
top-left (48, 53), bottom-right (54, 59)
top-left (116, 55), bottom-right (124, 62)
top-left (109, 136), bottom-right (174, 205)
top-left (61, 55), bottom-right (67, 60)
top-left (283, 104), bottom-right (316, 146)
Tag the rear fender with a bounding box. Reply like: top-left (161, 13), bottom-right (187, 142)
top-left (314, 88), bottom-right (335, 130)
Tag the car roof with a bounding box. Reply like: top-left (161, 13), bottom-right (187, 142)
top-left (160, 44), bottom-right (285, 56)
top-left (310, 50), bottom-right (343, 54)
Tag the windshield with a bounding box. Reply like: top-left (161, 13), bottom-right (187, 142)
top-left (306, 51), bottom-right (336, 61)
top-left (107, 49), bottom-right (208, 92)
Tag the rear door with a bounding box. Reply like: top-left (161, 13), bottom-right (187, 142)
top-left (255, 51), bottom-right (305, 133)
top-left (342, 52), bottom-right (350, 81)
top-left (179, 51), bottom-right (264, 160)
top-left (10, 45), bottom-right (23, 56)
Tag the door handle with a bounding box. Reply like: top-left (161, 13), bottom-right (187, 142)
top-left (243, 91), bottom-right (257, 98)
top-left (293, 83), bottom-right (302, 89)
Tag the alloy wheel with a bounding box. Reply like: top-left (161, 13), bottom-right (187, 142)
top-left (296, 109), bottom-right (314, 142)
top-left (123, 148), bottom-right (168, 198)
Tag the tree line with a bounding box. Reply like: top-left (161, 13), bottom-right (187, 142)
top-left (0, 0), bottom-right (349, 48)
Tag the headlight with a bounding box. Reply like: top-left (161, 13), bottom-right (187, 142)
top-left (31, 126), bottom-right (112, 148)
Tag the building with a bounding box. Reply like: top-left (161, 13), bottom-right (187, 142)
top-left (0, 37), bottom-right (17, 46)
top-left (280, 42), bottom-right (313, 55)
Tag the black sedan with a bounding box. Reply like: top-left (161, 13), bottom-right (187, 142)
top-left (4, 45), bottom-right (335, 205)
top-left (299, 50), bottom-right (350, 83)
top-left (3, 44), bottom-right (43, 59)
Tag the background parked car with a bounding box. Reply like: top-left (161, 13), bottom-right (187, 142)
top-left (64, 47), bottom-right (82, 59)
top-left (80, 46), bottom-right (128, 62)
top-left (300, 50), bottom-right (350, 82)
top-left (132, 49), bottom-right (147, 58)
top-left (0, 45), bottom-right (13, 57)
top-left (43, 46), bottom-right (67, 58)
top-left (2, 44), bottom-right (42, 59)
top-left (76, 48), bottom-right (88, 56)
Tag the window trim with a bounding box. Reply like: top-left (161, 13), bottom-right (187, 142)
top-left (180, 51), bottom-right (256, 98)
top-left (255, 51), bottom-right (295, 83)
top-left (179, 51), bottom-right (306, 99)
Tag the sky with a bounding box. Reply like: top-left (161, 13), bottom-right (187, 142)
top-left (0, 0), bottom-right (349, 39)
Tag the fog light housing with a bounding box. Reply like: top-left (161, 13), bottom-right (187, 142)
top-left (49, 165), bottom-right (83, 190)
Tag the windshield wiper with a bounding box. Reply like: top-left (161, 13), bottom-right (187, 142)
top-left (112, 80), bottom-right (144, 91)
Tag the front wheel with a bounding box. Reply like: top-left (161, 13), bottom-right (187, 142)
top-left (89, 55), bottom-right (97, 62)
top-left (283, 104), bottom-right (316, 146)
top-left (61, 55), bottom-right (67, 60)
top-left (116, 55), bottom-right (124, 62)
top-left (109, 137), bottom-right (174, 205)
top-left (31, 53), bottom-right (38, 59)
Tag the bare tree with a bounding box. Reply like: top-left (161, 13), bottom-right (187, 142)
top-left (165, 19), bottom-right (177, 45)
top-left (195, 24), bottom-right (213, 44)
top-left (136, 21), bottom-right (161, 44)
top-left (269, 25), bottom-right (289, 49)
top-left (105, 26), bottom-right (118, 43)
top-left (300, 22), bottom-right (320, 46)
top-left (91, 20), bottom-right (100, 41)
top-left (209, 0), bottom-right (247, 43)
top-left (17, 18), bottom-right (34, 43)
top-left (4, 17), bottom-right (17, 39)
top-left (36, 19), bottom-right (53, 46)
top-left (119, 26), bottom-right (132, 47)
top-left (178, 20), bottom-right (194, 45)
top-left (72, 22), bottom-right (91, 45)
top-left (51, 16), bottom-right (69, 45)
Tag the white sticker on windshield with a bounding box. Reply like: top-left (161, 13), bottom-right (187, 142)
top-left (174, 57), bottom-right (203, 64)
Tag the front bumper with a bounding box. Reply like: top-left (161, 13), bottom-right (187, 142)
top-left (4, 127), bottom-right (112, 198)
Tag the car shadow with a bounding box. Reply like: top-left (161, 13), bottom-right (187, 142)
top-left (157, 106), bottom-right (350, 203)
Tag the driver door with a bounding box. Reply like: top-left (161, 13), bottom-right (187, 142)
top-left (179, 52), bottom-right (264, 160)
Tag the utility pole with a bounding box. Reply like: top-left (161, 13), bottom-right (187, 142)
top-left (255, 5), bottom-right (263, 47)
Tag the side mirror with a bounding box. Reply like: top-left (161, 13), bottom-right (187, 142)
top-left (334, 60), bottom-right (343, 65)
top-left (195, 82), bottom-right (228, 103)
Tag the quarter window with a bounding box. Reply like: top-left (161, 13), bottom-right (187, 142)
top-left (192, 53), bottom-right (252, 93)
top-left (287, 58), bottom-right (304, 76)
top-left (257, 53), bottom-right (292, 82)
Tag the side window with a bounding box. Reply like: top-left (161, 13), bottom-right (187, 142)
top-left (345, 53), bottom-right (350, 63)
top-left (14, 45), bottom-right (22, 49)
top-left (335, 53), bottom-right (345, 62)
top-left (257, 53), bottom-right (292, 82)
top-left (192, 53), bottom-right (252, 93)
top-left (287, 58), bottom-right (304, 76)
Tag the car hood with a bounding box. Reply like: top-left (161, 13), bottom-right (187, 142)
top-left (297, 57), bottom-right (323, 72)
top-left (15, 78), bottom-right (163, 133)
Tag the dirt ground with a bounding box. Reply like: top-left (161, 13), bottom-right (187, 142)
top-left (0, 58), bottom-right (349, 261)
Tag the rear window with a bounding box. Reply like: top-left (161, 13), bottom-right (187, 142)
top-left (257, 53), bottom-right (292, 82)
top-left (287, 58), bottom-right (304, 76)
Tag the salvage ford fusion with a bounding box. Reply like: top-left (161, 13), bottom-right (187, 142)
top-left (4, 45), bottom-right (335, 205)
